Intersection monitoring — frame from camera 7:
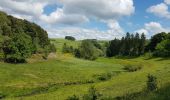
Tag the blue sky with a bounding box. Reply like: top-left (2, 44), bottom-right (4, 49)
top-left (0, 0), bottom-right (170, 40)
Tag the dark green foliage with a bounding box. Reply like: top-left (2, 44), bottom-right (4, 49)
top-left (145, 32), bottom-right (167, 52)
top-left (2, 34), bottom-right (33, 63)
top-left (145, 32), bottom-right (170, 57)
top-left (124, 65), bottom-right (142, 72)
top-left (106, 33), bottom-right (146, 57)
top-left (77, 40), bottom-right (98, 60)
top-left (0, 11), bottom-right (55, 63)
top-left (74, 48), bottom-right (81, 58)
top-left (96, 73), bottom-right (112, 81)
top-left (67, 95), bottom-right (79, 100)
top-left (65, 36), bottom-right (76, 41)
top-left (154, 39), bottom-right (170, 57)
top-left (147, 74), bottom-right (158, 91)
top-left (74, 40), bottom-right (104, 60)
top-left (83, 86), bottom-right (101, 100)
top-left (106, 39), bottom-right (121, 57)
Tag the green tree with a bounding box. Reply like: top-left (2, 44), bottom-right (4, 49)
top-left (106, 39), bottom-right (120, 57)
top-left (139, 33), bottom-right (146, 55)
top-left (155, 39), bottom-right (170, 57)
top-left (79, 40), bottom-right (97, 60)
top-left (65, 36), bottom-right (76, 41)
top-left (2, 33), bottom-right (33, 63)
top-left (146, 32), bottom-right (167, 52)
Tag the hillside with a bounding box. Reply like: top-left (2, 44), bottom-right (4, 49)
top-left (0, 11), bottom-right (55, 63)
top-left (0, 53), bottom-right (169, 100)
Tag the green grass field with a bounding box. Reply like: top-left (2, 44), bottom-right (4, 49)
top-left (0, 39), bottom-right (169, 100)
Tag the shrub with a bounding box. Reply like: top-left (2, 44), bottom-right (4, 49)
top-left (96, 73), bottom-right (112, 81)
top-left (76, 40), bottom-right (98, 60)
top-left (65, 36), bottom-right (76, 41)
top-left (67, 95), bottom-right (79, 100)
top-left (62, 43), bottom-right (74, 53)
top-left (147, 74), bottom-right (158, 91)
top-left (83, 86), bottom-right (101, 100)
top-left (124, 64), bottom-right (142, 72)
top-left (74, 48), bottom-right (81, 58)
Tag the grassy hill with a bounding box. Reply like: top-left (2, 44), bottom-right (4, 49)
top-left (0, 42), bottom-right (169, 100)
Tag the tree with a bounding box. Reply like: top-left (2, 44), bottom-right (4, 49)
top-left (146, 32), bottom-right (167, 52)
top-left (2, 33), bottom-right (33, 63)
top-left (139, 33), bottom-right (146, 55)
top-left (106, 39), bottom-right (120, 57)
top-left (79, 40), bottom-right (97, 60)
top-left (155, 39), bottom-right (170, 57)
top-left (106, 33), bottom-right (146, 57)
top-left (65, 36), bottom-right (76, 41)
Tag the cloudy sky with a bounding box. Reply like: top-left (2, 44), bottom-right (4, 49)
top-left (0, 0), bottom-right (170, 40)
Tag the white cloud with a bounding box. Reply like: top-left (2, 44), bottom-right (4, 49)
top-left (40, 8), bottom-right (89, 25)
top-left (0, 0), bottom-right (135, 39)
top-left (61, 0), bottom-right (134, 20)
top-left (135, 22), bottom-right (170, 37)
top-left (165, 0), bottom-right (170, 5)
top-left (48, 26), bottom-right (124, 40)
top-left (147, 3), bottom-right (170, 19)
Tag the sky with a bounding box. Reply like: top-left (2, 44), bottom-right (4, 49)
top-left (0, 0), bottom-right (170, 40)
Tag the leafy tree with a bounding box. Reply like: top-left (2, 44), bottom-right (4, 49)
top-left (145, 32), bottom-right (167, 52)
top-left (154, 39), bottom-right (170, 57)
top-left (106, 39), bottom-right (120, 57)
top-left (79, 40), bottom-right (97, 60)
top-left (2, 33), bottom-right (33, 63)
top-left (0, 11), bottom-right (56, 62)
top-left (65, 36), bottom-right (76, 41)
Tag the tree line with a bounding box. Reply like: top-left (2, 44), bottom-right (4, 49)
top-left (0, 11), bottom-right (56, 63)
top-left (106, 32), bottom-right (146, 57)
top-left (63, 32), bottom-right (170, 61)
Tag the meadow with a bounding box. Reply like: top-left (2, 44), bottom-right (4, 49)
top-left (0, 39), bottom-right (169, 100)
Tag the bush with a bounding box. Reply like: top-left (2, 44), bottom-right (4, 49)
top-left (74, 48), bottom-right (81, 58)
top-left (62, 43), bottom-right (74, 53)
top-left (124, 64), bottom-right (142, 72)
top-left (147, 74), bottom-right (158, 91)
top-left (76, 40), bottom-right (97, 60)
top-left (65, 36), bottom-right (76, 41)
top-left (83, 86), bottom-right (101, 100)
top-left (67, 95), bottom-right (79, 100)
top-left (96, 73), bottom-right (113, 81)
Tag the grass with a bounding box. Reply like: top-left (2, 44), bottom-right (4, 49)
top-left (0, 55), bottom-right (169, 100)
top-left (0, 39), bottom-right (169, 100)
top-left (50, 39), bottom-right (80, 52)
